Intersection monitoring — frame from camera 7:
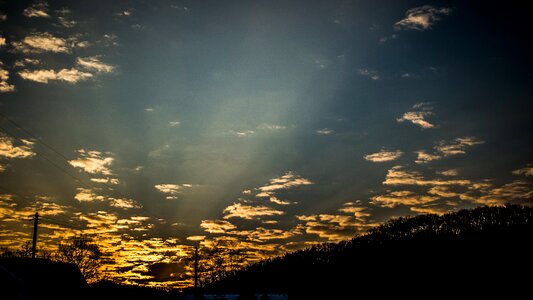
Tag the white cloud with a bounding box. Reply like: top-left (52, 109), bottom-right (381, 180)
top-left (257, 124), bottom-right (287, 130)
top-left (76, 56), bottom-right (115, 73)
top-left (316, 128), bottom-right (334, 135)
top-left (230, 130), bottom-right (255, 137)
top-left (69, 150), bottom-right (114, 175)
top-left (0, 63), bottom-right (15, 93)
top-left (12, 33), bottom-right (69, 53)
top-left (358, 68), bottom-right (380, 80)
top-left (397, 111), bottom-right (435, 129)
top-left (145, 108), bottom-right (155, 112)
top-left (169, 121), bottom-right (181, 127)
top-left (91, 177), bottom-right (120, 185)
top-left (18, 68), bottom-right (93, 84)
top-left (223, 203), bottom-right (284, 220)
top-left (395, 5), bottom-right (452, 31)
top-left (0, 136), bottom-right (35, 158)
top-left (513, 167), bottom-right (533, 177)
top-left (23, 1), bottom-right (50, 18)
top-left (364, 149), bottom-right (402, 162)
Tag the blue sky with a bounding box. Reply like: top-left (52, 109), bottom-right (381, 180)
top-left (1, 0), bottom-right (532, 287)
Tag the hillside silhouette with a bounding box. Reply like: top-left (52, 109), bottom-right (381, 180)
top-left (202, 205), bottom-right (533, 298)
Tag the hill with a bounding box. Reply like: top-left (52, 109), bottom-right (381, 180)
top-left (202, 205), bottom-right (533, 298)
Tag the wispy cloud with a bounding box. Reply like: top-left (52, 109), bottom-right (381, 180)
top-left (256, 172), bottom-right (313, 197)
top-left (77, 56), bottom-right (115, 73)
top-left (69, 150), bottom-right (114, 175)
top-left (257, 124), bottom-right (287, 130)
top-left (74, 188), bottom-right (105, 202)
top-left (56, 8), bottom-right (77, 28)
top-left (395, 5), bottom-right (452, 31)
top-left (23, 1), bottom-right (50, 18)
top-left (513, 166), bottom-right (533, 177)
top-left (200, 220), bottom-right (236, 234)
top-left (358, 68), bottom-right (380, 80)
top-left (316, 128), bottom-right (334, 135)
top-left (0, 62), bottom-right (15, 93)
top-left (397, 111), bottom-right (435, 129)
top-left (364, 149), bottom-right (402, 162)
top-left (383, 166), bottom-right (471, 186)
top-left (371, 190), bottom-right (438, 208)
top-left (18, 68), bottom-right (93, 84)
top-left (415, 137), bottom-right (483, 164)
top-left (223, 202), bottom-right (284, 220)
top-left (269, 196), bottom-right (295, 205)
top-left (14, 58), bottom-right (41, 68)
top-left (109, 198), bottom-right (142, 209)
top-left (90, 177), bottom-right (120, 185)
top-left (230, 130), bottom-right (255, 137)
top-left (438, 169), bottom-right (460, 177)
top-left (169, 121), bottom-right (181, 127)
top-left (0, 136), bottom-right (35, 158)
top-left (154, 184), bottom-right (194, 200)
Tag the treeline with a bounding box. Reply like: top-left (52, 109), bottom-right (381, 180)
top-left (203, 205), bottom-right (533, 298)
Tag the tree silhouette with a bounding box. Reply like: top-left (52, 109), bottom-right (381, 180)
top-left (54, 235), bottom-right (103, 283)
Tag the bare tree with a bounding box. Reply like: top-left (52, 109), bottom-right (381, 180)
top-left (54, 235), bottom-right (103, 283)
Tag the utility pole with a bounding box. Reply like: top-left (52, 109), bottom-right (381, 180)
top-left (31, 212), bottom-right (39, 259)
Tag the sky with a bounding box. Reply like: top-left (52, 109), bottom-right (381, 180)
top-left (1, 0), bottom-right (532, 288)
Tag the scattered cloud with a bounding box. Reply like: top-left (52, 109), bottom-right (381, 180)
top-left (109, 198), bottom-right (142, 209)
top-left (74, 188), bottom-right (105, 202)
top-left (256, 172), bottom-right (313, 197)
top-left (91, 177), bottom-right (120, 185)
top-left (69, 150), bottom-right (114, 175)
top-left (257, 124), bottom-right (287, 130)
top-left (116, 9), bottom-right (133, 17)
top-left (56, 8), bottom-right (77, 28)
top-left (12, 33), bottom-right (69, 53)
top-left (371, 190), bottom-right (438, 208)
top-left (18, 68), bottom-right (93, 84)
top-left (379, 34), bottom-right (397, 43)
top-left (223, 203), bottom-right (284, 220)
top-left (397, 111), bottom-right (435, 129)
top-left (269, 196), bottom-right (295, 205)
top-left (358, 68), bottom-right (380, 80)
top-left (0, 136), bottom-right (35, 158)
top-left (395, 5), bottom-right (452, 31)
top-left (169, 121), bottom-right (181, 127)
top-left (415, 150), bottom-right (441, 164)
top-left (200, 220), bottom-right (236, 234)
top-left (438, 169), bottom-right (460, 177)
top-left (383, 166), bottom-right (471, 186)
top-left (513, 166), bottom-right (533, 177)
top-left (0, 62), bottom-right (15, 93)
top-left (77, 56), bottom-right (115, 73)
top-left (435, 137), bottom-right (484, 156)
top-left (474, 181), bottom-right (533, 206)
top-left (23, 1), bottom-right (50, 18)
top-left (154, 184), bottom-right (194, 200)
top-left (0, 36), bottom-right (5, 47)
top-left (316, 128), bottom-right (334, 135)
top-left (230, 130), bottom-right (255, 137)
top-left (145, 107), bottom-right (155, 112)
top-left (364, 149), bottom-right (402, 162)
top-left (14, 58), bottom-right (41, 68)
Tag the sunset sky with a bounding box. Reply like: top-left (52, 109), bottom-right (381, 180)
top-left (1, 0), bottom-right (532, 287)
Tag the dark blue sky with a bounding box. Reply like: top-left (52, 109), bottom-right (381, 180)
top-left (1, 0), bottom-right (532, 287)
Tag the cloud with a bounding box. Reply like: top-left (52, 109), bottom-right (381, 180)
top-left (257, 124), bottom-right (287, 130)
top-left (69, 150), bottom-right (114, 175)
top-left (0, 36), bottom-right (5, 46)
top-left (395, 5), bottom-right (452, 31)
top-left (154, 184), bottom-right (194, 200)
top-left (0, 63), bottom-right (15, 93)
top-left (269, 196), bottom-right (295, 205)
top-left (18, 68), bottom-right (93, 84)
top-left (364, 149), bottom-right (402, 162)
top-left (12, 33), bottom-right (70, 53)
top-left (0, 14), bottom-right (6, 22)
top-left (383, 166), bottom-right (471, 186)
top-left (316, 128), bottom-right (334, 135)
top-left (222, 203), bottom-right (284, 220)
top-left (379, 34), bottom-right (397, 43)
top-left (56, 8), bottom-right (77, 28)
top-left (435, 137), bottom-right (484, 156)
top-left (474, 181), bottom-right (533, 206)
top-left (23, 1), bottom-right (50, 18)
top-left (14, 58), bottom-right (41, 68)
top-left (77, 57), bottom-right (115, 73)
top-left (74, 188), bottom-right (105, 202)
top-left (371, 190), bottom-right (438, 208)
top-left (230, 227), bottom-right (298, 242)
top-left (513, 167), bottom-right (533, 177)
top-left (109, 198), bottom-right (142, 209)
top-left (438, 169), bottom-right (460, 176)
top-left (200, 220), bottom-right (236, 234)
top-left (358, 69), bottom-right (380, 80)
top-left (91, 177), bottom-right (120, 185)
top-left (230, 130), bottom-right (255, 137)
top-left (416, 137), bottom-right (483, 164)
top-left (0, 136), bottom-right (35, 158)
top-left (256, 172), bottom-right (313, 197)
top-left (169, 121), bottom-right (181, 127)
top-left (145, 108), bottom-right (155, 112)
top-left (397, 111), bottom-right (435, 129)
